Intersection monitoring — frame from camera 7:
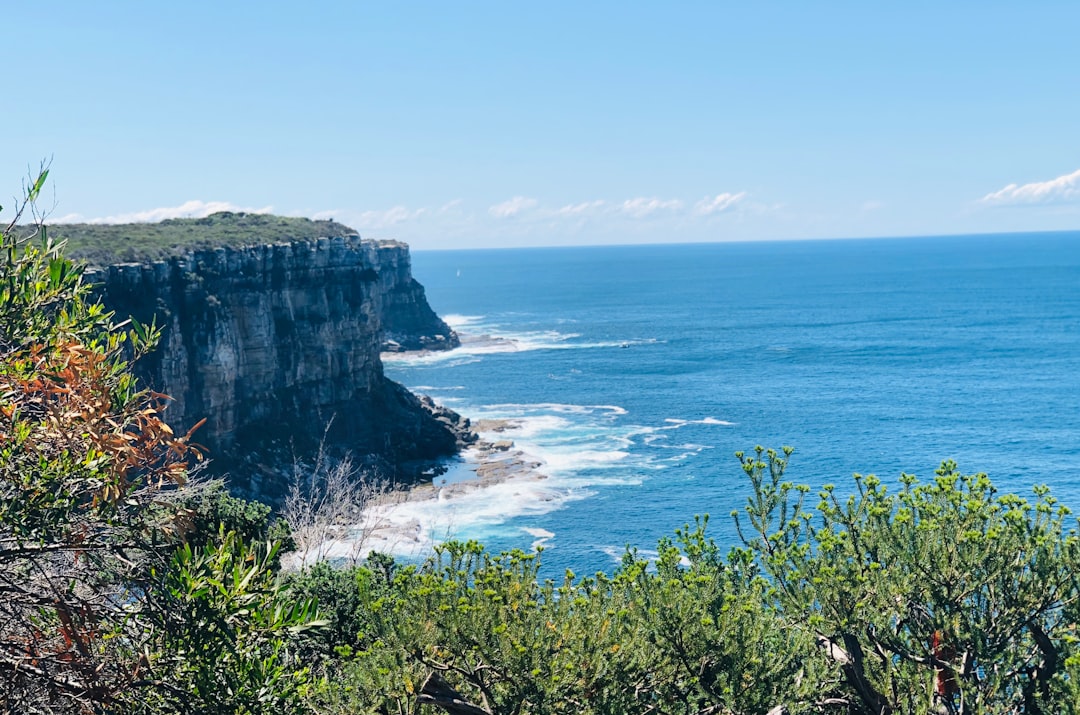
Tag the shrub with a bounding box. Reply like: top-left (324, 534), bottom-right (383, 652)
top-left (0, 168), bottom-right (318, 714)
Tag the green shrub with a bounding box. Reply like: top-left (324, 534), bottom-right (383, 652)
top-left (1, 169), bottom-right (319, 714)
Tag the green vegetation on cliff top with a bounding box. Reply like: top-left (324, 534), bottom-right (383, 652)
top-left (48, 212), bottom-right (360, 266)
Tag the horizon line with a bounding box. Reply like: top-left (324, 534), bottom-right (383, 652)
top-left (406, 227), bottom-right (1080, 253)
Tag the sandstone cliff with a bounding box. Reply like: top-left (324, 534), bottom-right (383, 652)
top-left (87, 236), bottom-right (465, 503)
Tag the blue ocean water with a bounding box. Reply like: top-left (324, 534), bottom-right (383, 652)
top-left (381, 232), bottom-right (1080, 577)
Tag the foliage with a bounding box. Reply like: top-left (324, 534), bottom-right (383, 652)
top-left (635, 519), bottom-right (826, 714)
top-left (1, 166), bottom-right (183, 710)
top-left (734, 446), bottom-right (1080, 714)
top-left (172, 479), bottom-right (293, 551)
top-left (0, 169), bottom-right (317, 714)
top-left (304, 534), bottom-right (822, 714)
top-left (291, 447), bottom-right (1080, 715)
top-left (129, 533), bottom-right (320, 715)
top-left (48, 212), bottom-right (359, 267)
top-left (283, 553), bottom-right (397, 662)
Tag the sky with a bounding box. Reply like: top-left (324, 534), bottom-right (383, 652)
top-left (3, 1), bottom-right (1079, 249)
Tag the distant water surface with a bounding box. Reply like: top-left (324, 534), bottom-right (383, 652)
top-left (382, 233), bottom-right (1080, 576)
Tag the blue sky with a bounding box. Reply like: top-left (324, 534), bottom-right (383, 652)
top-left (3, 2), bottom-right (1079, 249)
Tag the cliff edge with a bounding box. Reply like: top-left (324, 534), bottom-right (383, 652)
top-left (81, 228), bottom-right (466, 504)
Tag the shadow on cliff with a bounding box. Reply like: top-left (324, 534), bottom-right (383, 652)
top-left (224, 379), bottom-right (473, 506)
top-left (81, 234), bottom-right (468, 507)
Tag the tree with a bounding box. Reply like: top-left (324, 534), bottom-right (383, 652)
top-left (734, 446), bottom-right (1080, 714)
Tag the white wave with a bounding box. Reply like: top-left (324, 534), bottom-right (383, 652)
top-left (653, 442), bottom-right (712, 451)
top-left (384, 314), bottom-right (660, 365)
top-left (481, 402), bottom-right (627, 417)
top-left (382, 351), bottom-right (485, 367)
top-left (325, 397), bottom-right (717, 561)
top-left (526, 448), bottom-right (630, 474)
top-left (348, 474), bottom-right (593, 561)
top-left (662, 417), bottom-right (736, 428)
top-left (596, 546), bottom-right (677, 567)
top-left (597, 545), bottom-right (627, 564)
top-left (522, 527), bottom-right (555, 551)
top-left (656, 450), bottom-right (708, 464)
top-left (434, 356), bottom-right (482, 368)
top-left (411, 385), bottom-right (466, 391)
top-left (443, 314), bottom-right (486, 328)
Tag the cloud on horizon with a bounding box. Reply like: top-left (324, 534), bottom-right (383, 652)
top-left (51, 200), bottom-right (274, 224)
top-left (348, 205), bottom-right (428, 229)
top-left (486, 194), bottom-right (746, 223)
top-left (620, 197), bottom-right (684, 219)
top-left (50, 188), bottom-right (756, 245)
top-left (489, 196), bottom-right (539, 218)
top-left (980, 168), bottom-right (1080, 206)
top-left (693, 192), bottom-right (747, 216)
top-left (556, 200), bottom-right (606, 216)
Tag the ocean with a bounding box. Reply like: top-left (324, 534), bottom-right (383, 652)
top-left (379, 232), bottom-right (1080, 578)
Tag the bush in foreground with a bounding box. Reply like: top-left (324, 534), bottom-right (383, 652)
top-left (296, 453), bottom-right (1080, 715)
top-left (0, 170), bottom-right (318, 714)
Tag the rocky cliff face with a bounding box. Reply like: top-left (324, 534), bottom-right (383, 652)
top-left (88, 236), bottom-right (466, 503)
top-left (374, 245), bottom-right (461, 353)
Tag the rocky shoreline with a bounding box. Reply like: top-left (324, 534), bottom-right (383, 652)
top-left (299, 410), bottom-right (555, 565)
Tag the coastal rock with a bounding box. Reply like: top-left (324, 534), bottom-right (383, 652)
top-left (374, 245), bottom-right (460, 352)
top-left (88, 236), bottom-right (467, 504)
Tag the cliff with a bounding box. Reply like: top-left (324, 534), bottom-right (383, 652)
top-left (85, 234), bottom-right (466, 504)
top-left (370, 243), bottom-right (460, 353)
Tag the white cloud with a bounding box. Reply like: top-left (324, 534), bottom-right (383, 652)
top-left (620, 197), bottom-right (684, 219)
top-left (556, 200), bottom-right (606, 216)
top-left (980, 168), bottom-right (1080, 206)
top-left (488, 196), bottom-right (539, 218)
top-left (693, 192), bottom-right (747, 216)
top-left (861, 199), bottom-right (884, 212)
top-left (52, 200), bottom-right (273, 224)
top-left (351, 205), bottom-right (423, 229)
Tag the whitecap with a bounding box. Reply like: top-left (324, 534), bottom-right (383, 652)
top-left (522, 527), bottom-right (555, 551)
top-left (662, 417), bottom-right (735, 428)
top-left (443, 314), bottom-right (486, 328)
top-left (482, 402), bottom-right (627, 417)
top-left (597, 545), bottom-right (626, 564)
top-left (386, 321), bottom-right (661, 365)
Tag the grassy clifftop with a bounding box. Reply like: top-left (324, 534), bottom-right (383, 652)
top-left (48, 212), bottom-right (359, 266)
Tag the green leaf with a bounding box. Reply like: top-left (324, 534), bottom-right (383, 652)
top-left (131, 316), bottom-right (147, 343)
top-left (27, 169), bottom-right (49, 203)
top-left (48, 258), bottom-right (64, 287)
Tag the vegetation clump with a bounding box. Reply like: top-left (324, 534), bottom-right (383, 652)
top-left (48, 211), bottom-right (358, 267)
